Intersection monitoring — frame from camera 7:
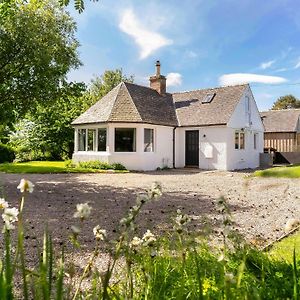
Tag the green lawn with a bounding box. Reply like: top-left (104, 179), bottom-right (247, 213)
top-left (0, 161), bottom-right (126, 174)
top-left (254, 165), bottom-right (300, 178)
top-left (269, 232), bottom-right (300, 263)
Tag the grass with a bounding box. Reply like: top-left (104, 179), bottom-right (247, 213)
top-left (254, 164), bottom-right (300, 178)
top-left (0, 161), bottom-right (128, 174)
top-left (269, 232), bottom-right (300, 263)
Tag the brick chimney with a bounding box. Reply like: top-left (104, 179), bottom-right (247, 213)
top-left (149, 60), bottom-right (166, 94)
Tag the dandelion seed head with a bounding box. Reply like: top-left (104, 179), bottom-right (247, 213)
top-left (73, 203), bottom-right (92, 220)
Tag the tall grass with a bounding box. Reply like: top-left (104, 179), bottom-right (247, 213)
top-left (0, 179), bottom-right (299, 299)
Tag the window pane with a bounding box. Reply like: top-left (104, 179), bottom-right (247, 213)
top-left (78, 129), bottom-right (86, 151)
top-left (235, 132), bottom-right (239, 149)
top-left (144, 129), bottom-right (154, 152)
top-left (254, 133), bottom-right (257, 149)
top-left (115, 128), bottom-right (136, 152)
top-left (240, 132), bottom-right (245, 149)
top-left (87, 129), bottom-right (96, 151)
top-left (98, 128), bottom-right (107, 151)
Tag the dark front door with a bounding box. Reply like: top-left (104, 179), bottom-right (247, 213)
top-left (185, 130), bottom-right (199, 166)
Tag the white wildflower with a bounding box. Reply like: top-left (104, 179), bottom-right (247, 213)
top-left (0, 198), bottom-right (9, 210)
top-left (71, 225), bottom-right (81, 235)
top-left (217, 253), bottom-right (225, 262)
top-left (224, 272), bottom-right (235, 284)
top-left (2, 207), bottom-right (19, 231)
top-left (142, 229), bottom-right (156, 246)
top-left (17, 179), bottom-right (34, 193)
top-left (93, 225), bottom-right (107, 241)
top-left (73, 203), bottom-right (92, 219)
top-left (284, 218), bottom-right (300, 233)
top-left (148, 182), bottom-right (162, 200)
top-left (130, 236), bottom-right (143, 250)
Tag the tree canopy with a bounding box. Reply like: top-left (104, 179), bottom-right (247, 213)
top-left (272, 95), bottom-right (300, 110)
top-left (0, 0), bottom-right (81, 125)
top-left (59, 0), bottom-right (99, 13)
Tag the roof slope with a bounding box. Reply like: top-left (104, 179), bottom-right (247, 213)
top-left (72, 82), bottom-right (178, 126)
top-left (172, 84), bottom-right (248, 126)
top-left (260, 109), bottom-right (300, 132)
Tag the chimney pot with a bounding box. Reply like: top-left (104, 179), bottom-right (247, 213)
top-left (150, 60), bottom-right (166, 94)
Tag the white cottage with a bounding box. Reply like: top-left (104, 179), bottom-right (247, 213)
top-left (72, 61), bottom-right (264, 171)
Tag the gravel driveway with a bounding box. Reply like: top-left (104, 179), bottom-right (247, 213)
top-left (0, 169), bottom-right (299, 258)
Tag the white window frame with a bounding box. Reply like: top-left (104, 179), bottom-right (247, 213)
top-left (77, 127), bottom-right (107, 152)
top-left (144, 128), bottom-right (155, 152)
top-left (235, 130), bottom-right (245, 150)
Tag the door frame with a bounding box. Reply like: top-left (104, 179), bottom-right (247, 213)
top-left (185, 130), bottom-right (199, 167)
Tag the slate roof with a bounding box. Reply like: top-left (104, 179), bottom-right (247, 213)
top-left (260, 109), bottom-right (300, 132)
top-left (172, 84), bottom-right (248, 126)
top-left (72, 82), bottom-right (248, 127)
top-left (72, 82), bottom-right (178, 126)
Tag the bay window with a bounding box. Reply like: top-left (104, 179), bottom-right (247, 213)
top-left (115, 128), bottom-right (136, 152)
top-left (144, 128), bottom-right (154, 152)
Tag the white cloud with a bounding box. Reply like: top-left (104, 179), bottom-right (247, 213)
top-left (185, 50), bottom-right (198, 59)
top-left (294, 57), bottom-right (300, 69)
top-left (260, 60), bottom-right (275, 69)
top-left (166, 73), bottom-right (182, 87)
top-left (219, 73), bottom-right (287, 86)
top-left (119, 9), bottom-right (173, 59)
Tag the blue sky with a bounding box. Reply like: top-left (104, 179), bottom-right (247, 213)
top-left (67, 0), bottom-right (300, 111)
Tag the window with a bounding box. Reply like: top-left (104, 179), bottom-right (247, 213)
top-left (254, 133), bottom-right (258, 150)
top-left (87, 129), bottom-right (96, 151)
top-left (98, 128), bottom-right (107, 151)
top-left (202, 93), bottom-right (215, 104)
top-left (144, 129), bottom-right (154, 152)
top-left (235, 131), bottom-right (245, 150)
top-left (115, 128), bottom-right (136, 152)
top-left (245, 96), bottom-right (251, 125)
top-left (78, 129), bottom-right (86, 151)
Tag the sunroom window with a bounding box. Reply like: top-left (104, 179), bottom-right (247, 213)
top-left (78, 129), bottom-right (86, 151)
top-left (98, 128), bottom-right (107, 151)
top-left (87, 129), bottom-right (96, 151)
top-left (144, 128), bottom-right (154, 152)
top-left (115, 128), bottom-right (136, 152)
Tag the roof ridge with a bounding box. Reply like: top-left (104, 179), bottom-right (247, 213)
top-left (260, 108), bottom-right (300, 113)
top-left (171, 83), bottom-right (248, 95)
top-left (107, 82), bottom-right (125, 120)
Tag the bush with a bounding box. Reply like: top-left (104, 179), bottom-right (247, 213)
top-left (0, 143), bottom-right (15, 163)
top-left (77, 160), bottom-right (127, 171)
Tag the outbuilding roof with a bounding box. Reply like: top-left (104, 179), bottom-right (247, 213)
top-left (72, 82), bottom-right (248, 127)
top-left (260, 109), bottom-right (300, 132)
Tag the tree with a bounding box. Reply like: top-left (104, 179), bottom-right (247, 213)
top-left (272, 95), bottom-right (300, 110)
top-left (87, 69), bottom-right (134, 103)
top-left (0, 0), bottom-right (81, 125)
top-left (59, 0), bottom-right (99, 13)
top-left (9, 69), bottom-right (134, 160)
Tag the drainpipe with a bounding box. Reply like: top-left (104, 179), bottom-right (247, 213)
top-left (173, 126), bottom-right (177, 169)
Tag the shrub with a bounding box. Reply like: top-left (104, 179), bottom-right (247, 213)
top-left (111, 162), bottom-right (127, 170)
top-left (0, 143), bottom-right (15, 163)
top-left (64, 159), bottom-right (77, 168)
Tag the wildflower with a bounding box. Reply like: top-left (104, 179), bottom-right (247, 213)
top-left (218, 253), bottom-right (225, 262)
top-left (17, 179), bottom-right (34, 193)
top-left (93, 225), bottom-right (107, 241)
top-left (71, 225), bottom-right (81, 235)
top-left (0, 198), bottom-right (8, 210)
top-left (174, 209), bottom-right (191, 233)
top-left (284, 218), bottom-right (300, 233)
top-left (142, 229), bottom-right (156, 246)
top-left (130, 236), bottom-right (143, 250)
top-left (73, 203), bottom-right (92, 220)
top-left (2, 207), bottom-right (19, 231)
top-left (148, 182), bottom-right (162, 200)
top-left (224, 272), bottom-right (235, 284)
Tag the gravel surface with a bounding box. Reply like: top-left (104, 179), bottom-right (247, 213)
top-left (0, 169), bottom-right (299, 259)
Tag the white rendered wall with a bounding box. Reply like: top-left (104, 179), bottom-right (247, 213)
top-left (73, 123), bottom-right (173, 171)
top-left (226, 86), bottom-right (264, 170)
top-left (175, 126), bottom-right (228, 170)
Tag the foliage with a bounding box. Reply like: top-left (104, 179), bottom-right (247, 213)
top-left (0, 161), bottom-right (128, 173)
top-left (0, 143), bottom-right (15, 163)
top-left (0, 0), bottom-right (81, 125)
top-left (272, 95), bottom-right (300, 110)
top-left (254, 165), bottom-right (300, 178)
top-left (1, 180), bottom-right (300, 299)
top-left (87, 69), bottom-right (134, 103)
top-left (59, 0), bottom-right (99, 13)
top-left (78, 160), bottom-right (127, 170)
